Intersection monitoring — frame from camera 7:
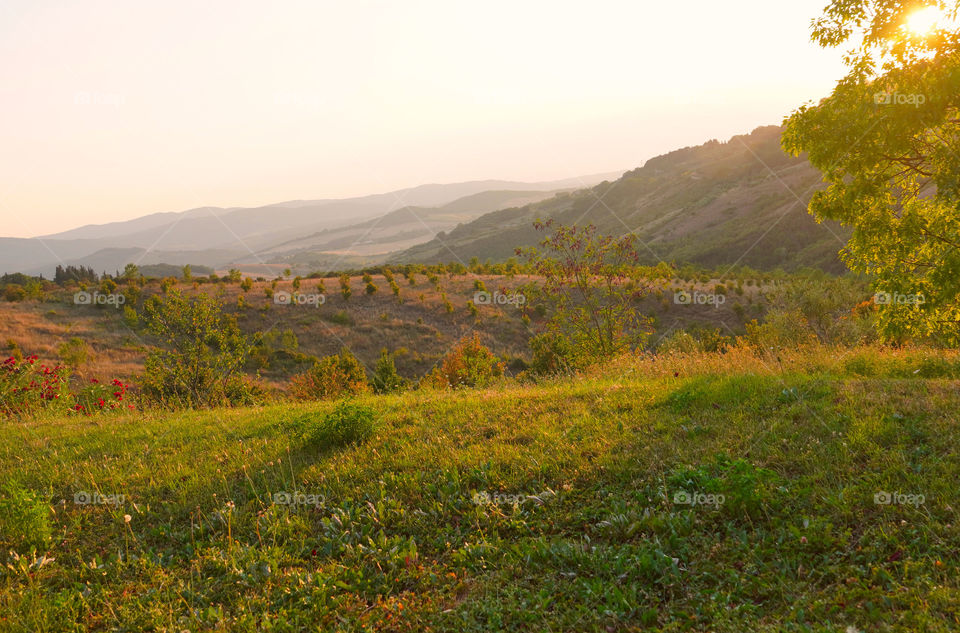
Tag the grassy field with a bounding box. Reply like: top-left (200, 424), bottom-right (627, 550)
top-left (1, 345), bottom-right (957, 631)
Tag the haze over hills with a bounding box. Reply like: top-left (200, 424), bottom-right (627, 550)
top-left (1, 175), bottom-right (617, 277)
top-left (1, 128), bottom-right (846, 278)
top-left (394, 126), bottom-right (848, 273)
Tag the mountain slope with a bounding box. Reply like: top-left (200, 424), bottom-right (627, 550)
top-left (3, 176), bottom-right (616, 276)
top-left (234, 189), bottom-right (573, 271)
top-left (393, 126), bottom-right (848, 272)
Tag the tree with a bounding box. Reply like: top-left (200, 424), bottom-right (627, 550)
top-left (519, 221), bottom-right (668, 361)
top-left (121, 263), bottom-right (139, 281)
top-left (783, 1), bottom-right (960, 344)
top-left (371, 349), bottom-right (407, 394)
top-left (140, 290), bottom-right (256, 408)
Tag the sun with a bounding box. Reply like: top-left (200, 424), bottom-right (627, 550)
top-left (904, 5), bottom-right (942, 36)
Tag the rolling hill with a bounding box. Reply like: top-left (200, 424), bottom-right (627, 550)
top-left (393, 126), bottom-right (849, 273)
top-left (2, 176), bottom-right (617, 277)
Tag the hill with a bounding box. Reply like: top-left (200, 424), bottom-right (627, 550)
top-left (1, 176), bottom-right (618, 278)
top-left (1, 346), bottom-right (957, 630)
top-left (394, 126), bottom-right (849, 273)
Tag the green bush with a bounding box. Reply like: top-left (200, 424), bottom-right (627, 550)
top-left (656, 330), bottom-right (700, 355)
top-left (57, 337), bottom-right (91, 368)
top-left (742, 309), bottom-right (816, 352)
top-left (290, 349), bottom-right (368, 400)
top-left (300, 402), bottom-right (377, 449)
top-left (139, 290), bottom-right (257, 409)
top-left (528, 332), bottom-right (582, 375)
top-left (0, 483), bottom-right (52, 552)
top-left (372, 350), bottom-right (407, 394)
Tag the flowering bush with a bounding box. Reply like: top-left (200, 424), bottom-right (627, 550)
top-left (74, 378), bottom-right (132, 414)
top-left (1, 355), bottom-right (69, 417)
top-left (0, 355), bottom-right (133, 418)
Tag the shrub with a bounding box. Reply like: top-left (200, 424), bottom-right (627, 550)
top-left (425, 333), bottom-right (504, 389)
top-left (57, 337), bottom-right (91, 368)
top-left (1, 355), bottom-right (70, 417)
top-left (657, 327), bottom-right (731, 355)
top-left (140, 291), bottom-right (257, 409)
top-left (2, 284), bottom-right (26, 302)
top-left (299, 402), bottom-right (376, 450)
top-left (656, 330), bottom-right (700, 355)
top-left (290, 349), bottom-right (368, 400)
top-left (528, 332), bottom-right (582, 375)
top-left (519, 222), bottom-right (666, 361)
top-left (0, 483), bottom-right (51, 552)
top-left (372, 349), bottom-right (407, 394)
top-left (741, 309), bottom-right (816, 352)
top-left (324, 310), bottom-right (353, 326)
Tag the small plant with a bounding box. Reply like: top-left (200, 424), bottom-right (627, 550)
top-left (424, 333), bottom-right (504, 389)
top-left (290, 349), bottom-right (368, 400)
top-left (528, 332), bottom-right (581, 375)
top-left (372, 349), bottom-right (407, 394)
top-left (58, 337), bottom-right (91, 368)
top-left (300, 401), bottom-right (377, 450)
top-left (324, 310), bottom-right (353, 326)
top-left (339, 274), bottom-right (352, 300)
top-left (0, 483), bottom-right (52, 552)
top-left (3, 284), bottom-right (26, 302)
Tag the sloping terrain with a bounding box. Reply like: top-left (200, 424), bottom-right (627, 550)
top-left (1, 347), bottom-right (957, 631)
top-left (3, 177), bottom-right (616, 277)
top-left (395, 126), bottom-right (849, 273)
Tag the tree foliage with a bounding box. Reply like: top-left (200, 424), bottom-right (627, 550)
top-left (140, 290), bottom-right (256, 408)
top-left (519, 221), bottom-right (668, 360)
top-left (783, 0), bottom-right (960, 343)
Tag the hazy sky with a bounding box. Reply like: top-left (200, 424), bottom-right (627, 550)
top-left (0, 0), bottom-right (848, 238)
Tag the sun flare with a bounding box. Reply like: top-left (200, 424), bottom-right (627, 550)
top-left (904, 5), bottom-right (942, 35)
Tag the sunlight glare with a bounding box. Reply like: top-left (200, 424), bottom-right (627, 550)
top-left (904, 5), bottom-right (942, 35)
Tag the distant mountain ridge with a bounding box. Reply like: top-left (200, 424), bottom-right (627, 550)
top-left (2, 174), bottom-right (618, 276)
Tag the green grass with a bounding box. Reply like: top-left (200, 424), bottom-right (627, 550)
top-left (1, 347), bottom-right (958, 631)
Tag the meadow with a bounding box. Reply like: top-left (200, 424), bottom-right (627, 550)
top-left (1, 344), bottom-right (958, 631)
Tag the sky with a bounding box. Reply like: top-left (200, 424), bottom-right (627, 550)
top-left (0, 0), bottom-right (850, 238)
